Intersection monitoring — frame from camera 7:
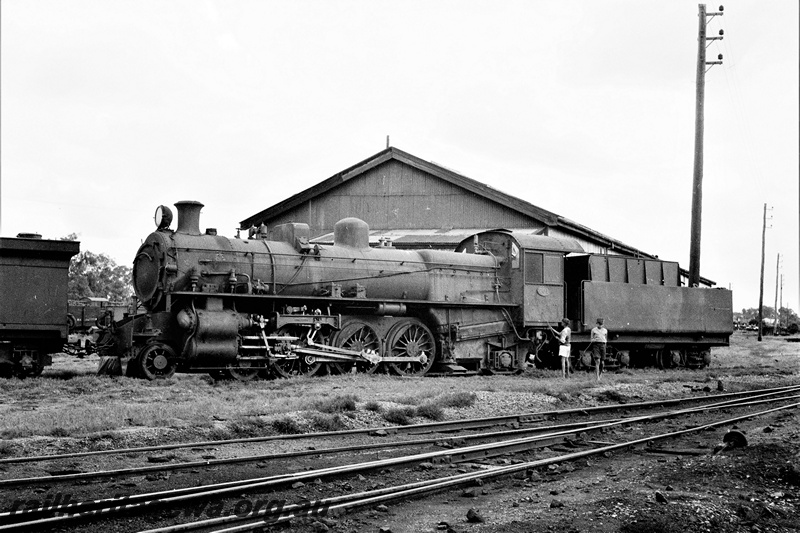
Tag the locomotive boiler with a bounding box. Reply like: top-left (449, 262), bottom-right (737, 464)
top-left (111, 201), bottom-right (733, 380)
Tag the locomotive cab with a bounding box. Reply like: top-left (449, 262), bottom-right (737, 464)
top-left (456, 231), bottom-right (583, 327)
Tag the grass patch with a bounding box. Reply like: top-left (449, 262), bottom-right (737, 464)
top-left (436, 391), bottom-right (477, 408)
top-left (363, 401), bottom-right (382, 412)
top-left (0, 441), bottom-right (13, 457)
top-left (416, 403), bottom-right (445, 421)
top-left (308, 413), bottom-right (348, 432)
top-left (393, 396), bottom-right (421, 406)
top-left (271, 417), bottom-right (303, 435)
top-left (593, 389), bottom-right (629, 403)
top-left (383, 406), bottom-right (417, 425)
top-left (227, 417), bottom-right (270, 438)
top-left (311, 394), bottom-right (358, 413)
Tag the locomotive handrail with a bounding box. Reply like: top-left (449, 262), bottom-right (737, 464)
top-left (172, 245), bottom-right (500, 270)
top-left (165, 291), bottom-right (518, 308)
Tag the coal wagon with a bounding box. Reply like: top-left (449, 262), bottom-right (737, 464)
top-left (0, 234), bottom-right (79, 377)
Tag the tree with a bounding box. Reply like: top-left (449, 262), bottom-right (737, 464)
top-left (62, 234), bottom-right (132, 301)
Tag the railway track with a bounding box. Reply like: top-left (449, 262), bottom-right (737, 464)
top-left (1, 385), bottom-right (798, 532)
top-left (3, 383), bottom-right (797, 467)
top-left (2, 384), bottom-right (799, 489)
top-left (146, 401), bottom-right (800, 533)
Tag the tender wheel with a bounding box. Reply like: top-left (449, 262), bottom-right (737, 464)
top-left (331, 320), bottom-right (382, 374)
top-left (137, 343), bottom-right (177, 380)
top-left (671, 350), bottom-right (686, 367)
top-left (386, 319), bottom-right (435, 376)
top-left (270, 326), bottom-right (323, 378)
top-left (654, 349), bottom-right (667, 369)
top-left (595, 346), bottom-right (619, 371)
top-left (576, 348), bottom-right (592, 370)
top-left (612, 347), bottom-right (629, 368)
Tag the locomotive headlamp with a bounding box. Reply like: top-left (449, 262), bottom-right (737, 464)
top-left (154, 205), bottom-right (173, 230)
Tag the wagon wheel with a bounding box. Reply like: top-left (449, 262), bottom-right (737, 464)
top-left (386, 319), bottom-right (436, 376)
top-left (137, 343), bottom-right (177, 380)
top-left (330, 320), bottom-right (382, 375)
top-left (270, 325), bottom-right (323, 378)
top-left (19, 351), bottom-right (46, 378)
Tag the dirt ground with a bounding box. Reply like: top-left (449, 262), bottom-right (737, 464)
top-left (335, 334), bottom-right (800, 533)
top-left (1, 332), bottom-right (799, 533)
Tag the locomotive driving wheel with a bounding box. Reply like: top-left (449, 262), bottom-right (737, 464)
top-left (137, 343), bottom-right (177, 380)
top-left (330, 320), bottom-right (382, 374)
top-left (386, 318), bottom-right (436, 376)
top-left (270, 325), bottom-right (324, 378)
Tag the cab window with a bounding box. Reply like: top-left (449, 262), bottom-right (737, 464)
top-left (525, 252), bottom-right (563, 284)
top-left (543, 254), bottom-right (563, 283)
top-left (525, 252), bottom-right (543, 283)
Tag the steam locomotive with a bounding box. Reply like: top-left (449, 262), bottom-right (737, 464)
top-left (105, 201), bottom-right (733, 380)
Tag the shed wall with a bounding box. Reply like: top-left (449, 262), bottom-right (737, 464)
top-left (263, 160), bottom-right (544, 238)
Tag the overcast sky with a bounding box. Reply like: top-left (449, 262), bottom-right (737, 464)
top-left (1, 0), bottom-right (797, 313)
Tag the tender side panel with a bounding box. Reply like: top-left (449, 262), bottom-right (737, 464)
top-left (0, 262), bottom-right (69, 329)
top-left (587, 255), bottom-right (679, 286)
top-left (582, 282), bottom-right (733, 335)
top-left (0, 240), bottom-right (77, 335)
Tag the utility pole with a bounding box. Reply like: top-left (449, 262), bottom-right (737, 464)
top-left (757, 203), bottom-right (768, 341)
top-left (779, 273), bottom-right (783, 329)
top-left (688, 4), bottom-right (724, 287)
top-left (773, 253), bottom-right (780, 335)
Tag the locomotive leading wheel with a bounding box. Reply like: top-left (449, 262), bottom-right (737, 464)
top-left (331, 320), bottom-right (382, 374)
top-left (386, 319), bottom-right (436, 376)
top-left (270, 326), bottom-right (323, 378)
top-left (137, 343), bottom-right (177, 380)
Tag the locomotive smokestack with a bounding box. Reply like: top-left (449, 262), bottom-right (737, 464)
top-left (174, 201), bottom-right (204, 235)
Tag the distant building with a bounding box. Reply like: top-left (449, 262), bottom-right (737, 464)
top-left (241, 147), bottom-right (714, 286)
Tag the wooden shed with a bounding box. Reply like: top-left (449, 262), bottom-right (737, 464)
top-left (240, 147), bottom-right (716, 286)
top-left (241, 147), bottom-right (658, 257)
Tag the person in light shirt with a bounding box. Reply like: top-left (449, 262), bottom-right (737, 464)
top-left (549, 318), bottom-right (571, 379)
top-left (590, 318), bottom-right (608, 381)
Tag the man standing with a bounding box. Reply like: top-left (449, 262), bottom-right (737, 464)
top-left (549, 318), bottom-right (571, 379)
top-left (590, 318), bottom-right (608, 381)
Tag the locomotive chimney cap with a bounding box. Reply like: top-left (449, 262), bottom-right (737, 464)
top-left (174, 201), bottom-right (205, 235)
